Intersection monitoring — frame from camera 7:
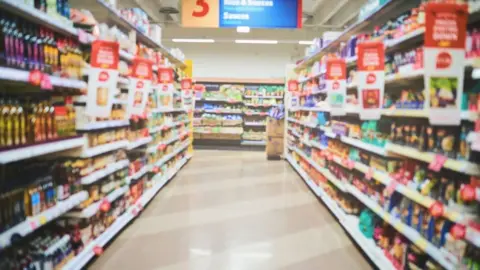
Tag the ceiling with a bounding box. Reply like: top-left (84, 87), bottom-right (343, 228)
top-left (118, 0), bottom-right (369, 43)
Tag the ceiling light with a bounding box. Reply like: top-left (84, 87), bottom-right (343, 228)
top-left (298, 40), bottom-right (314, 45)
top-left (235, 39), bottom-right (278, 44)
top-left (236, 26), bottom-right (250, 33)
top-left (172, 38), bottom-right (215, 43)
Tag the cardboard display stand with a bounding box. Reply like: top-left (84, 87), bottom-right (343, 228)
top-left (127, 58), bottom-right (153, 117)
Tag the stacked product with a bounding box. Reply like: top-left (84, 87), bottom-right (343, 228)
top-left (0, 0), bottom-right (192, 268)
top-left (288, 1), bottom-right (480, 270)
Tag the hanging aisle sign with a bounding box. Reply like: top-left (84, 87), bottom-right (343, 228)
top-left (357, 42), bottom-right (385, 120)
top-left (424, 2), bottom-right (468, 125)
top-left (182, 0), bottom-right (302, 29)
top-left (326, 58), bottom-right (347, 116)
top-left (86, 41), bottom-right (119, 117)
top-left (128, 58), bottom-right (153, 117)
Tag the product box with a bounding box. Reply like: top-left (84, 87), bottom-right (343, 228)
top-left (266, 136), bottom-right (284, 157)
top-left (266, 118), bottom-right (285, 137)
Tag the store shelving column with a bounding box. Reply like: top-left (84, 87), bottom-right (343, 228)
top-left (286, 1), bottom-right (480, 270)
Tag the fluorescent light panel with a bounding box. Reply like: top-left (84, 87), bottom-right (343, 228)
top-left (172, 38), bottom-right (215, 43)
top-left (235, 39), bottom-right (278, 44)
top-left (298, 40), bottom-right (314, 45)
top-left (236, 26), bottom-right (250, 33)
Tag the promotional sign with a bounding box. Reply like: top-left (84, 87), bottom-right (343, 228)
top-left (128, 58), bottom-right (153, 117)
top-left (158, 67), bottom-right (174, 83)
top-left (86, 41), bottom-right (119, 118)
top-left (326, 58), bottom-right (347, 116)
top-left (424, 2), bottom-right (468, 125)
top-left (182, 0), bottom-right (302, 29)
top-left (181, 78), bottom-right (193, 90)
top-left (357, 42), bottom-right (385, 120)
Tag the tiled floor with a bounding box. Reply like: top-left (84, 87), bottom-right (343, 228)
top-left (90, 150), bottom-right (372, 270)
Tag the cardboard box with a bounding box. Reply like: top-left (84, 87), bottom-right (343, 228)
top-left (266, 136), bottom-right (284, 157)
top-left (266, 118), bottom-right (285, 137)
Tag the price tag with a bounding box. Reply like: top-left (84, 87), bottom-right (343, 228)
top-left (30, 221), bottom-right (37, 230)
top-left (93, 246), bottom-right (103, 256)
top-left (28, 70), bottom-right (43, 86)
top-left (428, 155), bottom-right (448, 172)
top-left (39, 216), bottom-right (47, 225)
top-left (132, 208), bottom-right (138, 216)
top-left (365, 167), bottom-right (374, 180)
top-left (40, 74), bottom-right (53, 90)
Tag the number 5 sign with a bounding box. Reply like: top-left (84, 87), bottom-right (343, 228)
top-left (182, 0), bottom-right (219, 28)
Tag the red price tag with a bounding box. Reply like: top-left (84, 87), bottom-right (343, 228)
top-left (428, 155), bottom-right (448, 172)
top-left (246, 112), bottom-right (252, 116)
top-left (152, 166), bottom-right (159, 173)
top-left (460, 184), bottom-right (476, 202)
top-left (28, 70), bottom-right (43, 86)
top-left (132, 208), bottom-right (138, 216)
top-left (450, 224), bottom-right (466, 239)
top-left (429, 201), bottom-right (444, 217)
top-left (157, 144), bottom-right (167, 151)
top-left (93, 246), bottom-right (103, 256)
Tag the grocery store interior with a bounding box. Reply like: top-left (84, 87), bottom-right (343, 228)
top-left (0, 0), bottom-right (480, 270)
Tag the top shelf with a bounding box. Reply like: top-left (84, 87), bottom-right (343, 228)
top-left (295, 0), bottom-right (418, 72)
top-left (0, 0), bottom-right (78, 37)
top-left (71, 0), bottom-right (186, 69)
top-left (295, 1), bottom-right (480, 72)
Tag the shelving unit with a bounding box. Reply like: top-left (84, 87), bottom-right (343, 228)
top-left (287, 1), bottom-right (480, 269)
top-left (193, 80), bottom-right (284, 148)
top-left (0, 1), bottom-right (193, 268)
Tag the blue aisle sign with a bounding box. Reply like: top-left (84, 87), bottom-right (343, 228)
top-left (220, 0), bottom-right (302, 28)
top-left (181, 0), bottom-right (303, 29)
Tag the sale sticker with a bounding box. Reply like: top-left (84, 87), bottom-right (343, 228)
top-left (357, 42), bottom-right (385, 120)
top-left (28, 70), bottom-right (43, 86)
top-left (428, 154), bottom-right (448, 172)
top-left (93, 246), bottom-right (103, 256)
top-left (424, 2), bottom-right (468, 125)
top-left (326, 58), bottom-right (347, 116)
top-left (181, 78), bottom-right (193, 90)
top-left (287, 80), bottom-right (299, 92)
top-left (158, 68), bottom-right (174, 84)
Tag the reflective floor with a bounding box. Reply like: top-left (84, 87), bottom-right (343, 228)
top-left (90, 150), bottom-right (372, 270)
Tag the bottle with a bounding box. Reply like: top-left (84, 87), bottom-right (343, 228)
top-left (10, 100), bottom-right (19, 146)
top-left (0, 98), bottom-right (4, 147)
top-left (3, 99), bottom-right (13, 146)
top-left (49, 103), bottom-right (57, 139)
top-left (0, 12), bottom-right (8, 66)
top-left (17, 100), bottom-right (26, 145)
top-left (23, 23), bottom-right (33, 70)
top-left (14, 19), bottom-right (25, 70)
top-left (27, 100), bottom-right (37, 143)
top-left (4, 16), bottom-right (13, 67)
top-left (36, 101), bottom-right (45, 141)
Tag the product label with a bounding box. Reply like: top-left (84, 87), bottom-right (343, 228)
top-left (424, 2), bottom-right (468, 125)
top-left (357, 42), bottom-right (385, 120)
top-left (287, 79), bottom-right (299, 92)
top-left (86, 41), bottom-right (120, 117)
top-left (326, 58), bottom-right (346, 116)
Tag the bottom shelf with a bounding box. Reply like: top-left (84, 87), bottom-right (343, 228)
top-left (285, 155), bottom-right (396, 270)
top-left (241, 140), bottom-right (266, 146)
top-left (62, 155), bottom-right (192, 270)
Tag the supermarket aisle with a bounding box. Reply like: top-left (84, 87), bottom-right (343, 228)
top-left (90, 150), bottom-right (372, 270)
